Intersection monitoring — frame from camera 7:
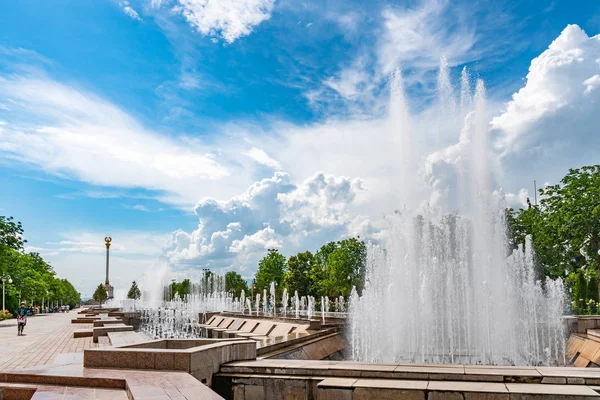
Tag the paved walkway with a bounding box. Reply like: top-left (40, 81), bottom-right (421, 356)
top-left (0, 310), bottom-right (98, 371)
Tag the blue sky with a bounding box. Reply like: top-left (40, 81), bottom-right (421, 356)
top-left (1, 0), bottom-right (600, 298)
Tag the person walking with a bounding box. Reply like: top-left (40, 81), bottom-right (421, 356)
top-left (16, 301), bottom-right (28, 336)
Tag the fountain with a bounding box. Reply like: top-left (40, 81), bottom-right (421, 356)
top-left (112, 62), bottom-right (566, 367)
top-left (349, 66), bottom-right (566, 367)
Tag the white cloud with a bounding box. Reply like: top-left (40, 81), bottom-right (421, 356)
top-left (26, 231), bottom-right (167, 257)
top-left (279, 172), bottom-right (363, 231)
top-left (120, 1), bottom-right (142, 20)
top-left (170, 0), bottom-right (276, 43)
top-left (378, 0), bottom-right (477, 75)
top-left (25, 230), bottom-right (169, 297)
top-left (491, 24), bottom-right (600, 193)
top-left (504, 188), bottom-right (530, 209)
top-left (242, 147), bottom-right (281, 170)
top-left (324, 66), bottom-right (373, 101)
top-left (309, 0), bottom-right (500, 114)
top-left (6, 22), bottom-right (600, 288)
top-left (230, 226), bottom-right (280, 254)
top-left (164, 171), bottom-right (365, 272)
top-left (584, 74), bottom-right (600, 95)
top-left (0, 74), bottom-right (254, 207)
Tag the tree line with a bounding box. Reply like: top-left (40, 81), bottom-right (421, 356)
top-left (0, 216), bottom-right (81, 315)
top-left (161, 237), bottom-right (367, 302)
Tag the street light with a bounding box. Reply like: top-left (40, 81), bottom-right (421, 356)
top-left (1, 275), bottom-right (12, 312)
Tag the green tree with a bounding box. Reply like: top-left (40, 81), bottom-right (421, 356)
top-left (326, 238), bottom-right (367, 297)
top-left (225, 271), bottom-right (249, 298)
top-left (127, 281), bottom-right (141, 300)
top-left (0, 217), bottom-right (81, 313)
top-left (285, 251), bottom-right (314, 296)
top-left (0, 216), bottom-right (26, 251)
top-left (541, 166), bottom-right (600, 276)
top-left (92, 283), bottom-right (108, 306)
top-left (506, 165), bottom-right (600, 312)
top-left (59, 279), bottom-right (81, 308)
top-left (255, 249), bottom-right (286, 297)
top-left (308, 242), bottom-right (337, 297)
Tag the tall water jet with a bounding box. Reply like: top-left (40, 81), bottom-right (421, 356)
top-left (282, 288), bottom-right (288, 317)
top-left (349, 66), bottom-right (566, 366)
top-left (270, 282), bottom-right (276, 317)
top-left (246, 298), bottom-right (252, 316)
top-left (437, 55), bottom-right (456, 129)
top-left (460, 66), bottom-right (472, 116)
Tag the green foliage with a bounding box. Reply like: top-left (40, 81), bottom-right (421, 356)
top-left (92, 283), bottom-right (108, 305)
top-left (255, 249), bottom-right (286, 296)
top-left (127, 281), bottom-right (141, 300)
top-left (324, 238), bottom-right (367, 297)
top-left (225, 271), bottom-right (248, 298)
top-left (542, 166), bottom-right (600, 274)
top-left (573, 269), bottom-right (588, 311)
top-left (589, 269), bottom-right (599, 300)
top-left (252, 238), bottom-right (367, 299)
top-left (308, 242), bottom-right (338, 297)
top-left (0, 216), bottom-right (81, 313)
top-left (0, 216), bottom-right (26, 251)
top-left (285, 251), bottom-right (314, 296)
top-left (170, 279), bottom-right (191, 300)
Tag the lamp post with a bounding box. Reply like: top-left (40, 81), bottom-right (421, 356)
top-left (104, 237), bottom-right (114, 299)
top-left (1, 275), bottom-right (12, 312)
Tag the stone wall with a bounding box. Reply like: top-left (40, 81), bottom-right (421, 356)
top-left (84, 339), bottom-right (256, 386)
top-left (265, 332), bottom-right (344, 360)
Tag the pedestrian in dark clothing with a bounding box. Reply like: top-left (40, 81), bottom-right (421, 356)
top-left (16, 302), bottom-right (28, 336)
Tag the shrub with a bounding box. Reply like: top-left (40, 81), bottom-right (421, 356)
top-left (0, 310), bottom-right (13, 321)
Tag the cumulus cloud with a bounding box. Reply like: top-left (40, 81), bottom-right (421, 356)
top-left (504, 188), bottom-right (530, 209)
top-left (169, 0), bottom-right (276, 43)
top-left (164, 171), bottom-right (365, 272)
top-left (279, 173), bottom-right (363, 231)
top-left (491, 24), bottom-right (600, 196)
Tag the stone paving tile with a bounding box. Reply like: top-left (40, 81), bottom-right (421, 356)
top-left (0, 382), bottom-right (129, 399)
top-left (353, 379), bottom-right (428, 390)
top-left (428, 381), bottom-right (509, 393)
top-left (463, 367), bottom-right (542, 377)
top-left (536, 366), bottom-right (600, 378)
top-left (0, 311), bottom-right (98, 372)
top-left (317, 377), bottom-right (357, 387)
top-left (505, 383), bottom-right (600, 396)
top-left (4, 362), bottom-right (223, 399)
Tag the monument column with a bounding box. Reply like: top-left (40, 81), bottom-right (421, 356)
top-left (104, 237), bottom-right (114, 299)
